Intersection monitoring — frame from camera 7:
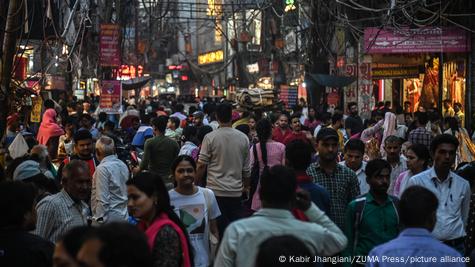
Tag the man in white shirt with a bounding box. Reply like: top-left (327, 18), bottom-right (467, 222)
top-left (339, 139), bottom-right (368, 194)
top-left (214, 165), bottom-right (347, 267)
top-left (91, 136), bottom-right (129, 223)
top-left (407, 134), bottom-right (470, 254)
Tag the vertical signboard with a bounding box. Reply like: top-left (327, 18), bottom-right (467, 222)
top-left (30, 97), bottom-right (43, 123)
top-left (99, 80), bottom-right (122, 113)
top-left (344, 63), bottom-right (373, 119)
top-left (100, 24), bottom-right (121, 67)
top-left (280, 85), bottom-right (298, 108)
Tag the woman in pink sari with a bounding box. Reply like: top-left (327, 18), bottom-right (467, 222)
top-left (37, 109), bottom-right (64, 160)
top-left (127, 172), bottom-right (193, 267)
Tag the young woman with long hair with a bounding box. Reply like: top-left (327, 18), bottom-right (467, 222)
top-left (169, 155), bottom-right (221, 267)
top-left (127, 172), bottom-right (194, 267)
top-left (250, 119), bottom-right (286, 211)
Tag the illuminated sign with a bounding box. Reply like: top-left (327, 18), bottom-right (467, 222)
top-left (207, 0), bottom-right (222, 16)
top-left (198, 50), bottom-right (224, 65)
top-left (117, 65), bottom-right (143, 80)
top-left (285, 0), bottom-right (296, 12)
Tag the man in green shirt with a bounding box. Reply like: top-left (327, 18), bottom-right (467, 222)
top-left (138, 116), bottom-right (179, 187)
top-left (343, 159), bottom-right (399, 266)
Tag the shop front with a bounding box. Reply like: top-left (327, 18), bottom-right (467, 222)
top-left (365, 27), bottom-right (470, 123)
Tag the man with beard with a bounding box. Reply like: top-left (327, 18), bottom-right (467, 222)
top-left (0, 181), bottom-right (54, 267)
top-left (35, 160), bottom-right (92, 243)
top-left (282, 114), bottom-right (313, 146)
top-left (345, 102), bottom-right (364, 138)
top-left (272, 114), bottom-right (292, 144)
top-left (307, 128), bottom-right (360, 230)
top-left (407, 134), bottom-right (470, 254)
top-left (342, 159), bottom-right (399, 265)
top-left (383, 135), bottom-right (407, 194)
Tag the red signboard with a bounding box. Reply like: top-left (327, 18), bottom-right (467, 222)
top-left (364, 27), bottom-right (470, 54)
top-left (100, 80), bottom-right (122, 113)
top-left (100, 24), bottom-right (121, 67)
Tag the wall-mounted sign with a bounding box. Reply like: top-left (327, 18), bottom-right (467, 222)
top-left (364, 27), bottom-right (470, 54)
top-left (116, 65), bottom-right (143, 80)
top-left (198, 50), bottom-right (224, 65)
top-left (372, 66), bottom-right (421, 79)
top-left (99, 80), bottom-right (122, 114)
top-left (100, 24), bottom-right (121, 67)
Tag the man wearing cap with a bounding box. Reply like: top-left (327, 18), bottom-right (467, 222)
top-left (192, 111), bottom-right (205, 128)
top-left (2, 113), bottom-right (20, 148)
top-left (307, 127), bottom-right (360, 230)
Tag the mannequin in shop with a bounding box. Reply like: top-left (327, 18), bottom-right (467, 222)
top-left (406, 79), bottom-right (420, 113)
top-left (419, 58), bottom-right (439, 110)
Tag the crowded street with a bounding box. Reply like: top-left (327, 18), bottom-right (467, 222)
top-left (1, 0), bottom-right (475, 267)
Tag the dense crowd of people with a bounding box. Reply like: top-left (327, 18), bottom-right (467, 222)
top-left (1, 95), bottom-right (475, 267)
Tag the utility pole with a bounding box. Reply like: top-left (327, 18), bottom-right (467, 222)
top-left (0, 0), bottom-right (23, 139)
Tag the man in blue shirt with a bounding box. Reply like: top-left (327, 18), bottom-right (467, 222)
top-left (367, 186), bottom-right (464, 267)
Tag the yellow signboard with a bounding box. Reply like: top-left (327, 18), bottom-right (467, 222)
top-left (198, 50), bottom-right (224, 65)
top-left (30, 97), bottom-right (43, 123)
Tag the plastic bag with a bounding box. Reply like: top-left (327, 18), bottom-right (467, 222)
top-left (8, 134), bottom-right (29, 159)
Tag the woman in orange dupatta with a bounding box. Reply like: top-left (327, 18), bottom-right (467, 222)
top-left (127, 172), bottom-right (193, 267)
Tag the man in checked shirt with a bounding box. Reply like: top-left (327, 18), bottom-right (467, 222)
top-left (408, 111), bottom-right (433, 148)
top-left (307, 127), bottom-right (360, 230)
top-left (35, 160), bottom-right (91, 243)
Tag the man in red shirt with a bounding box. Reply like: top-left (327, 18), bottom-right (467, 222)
top-left (272, 114), bottom-right (292, 144)
top-left (57, 130), bottom-right (99, 184)
top-left (282, 114), bottom-right (313, 146)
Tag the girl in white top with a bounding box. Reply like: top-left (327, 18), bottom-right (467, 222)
top-left (169, 155), bottom-right (221, 267)
top-left (393, 143), bottom-right (430, 197)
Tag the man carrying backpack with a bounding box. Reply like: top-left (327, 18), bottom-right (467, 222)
top-left (342, 159), bottom-right (400, 266)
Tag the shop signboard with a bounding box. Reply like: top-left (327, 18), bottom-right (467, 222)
top-left (99, 80), bottom-right (122, 113)
top-left (364, 27), bottom-right (470, 54)
top-left (280, 85), bottom-right (298, 108)
top-left (30, 97), bottom-right (43, 123)
top-left (372, 66), bottom-right (421, 79)
top-left (198, 50), bottom-right (224, 65)
top-left (100, 24), bottom-right (121, 67)
top-left (344, 63), bottom-right (373, 119)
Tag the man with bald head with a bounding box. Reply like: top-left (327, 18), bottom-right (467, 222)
top-left (92, 136), bottom-right (129, 223)
top-left (35, 160), bottom-right (91, 243)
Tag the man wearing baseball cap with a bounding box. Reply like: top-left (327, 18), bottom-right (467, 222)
top-left (307, 127), bottom-right (360, 230)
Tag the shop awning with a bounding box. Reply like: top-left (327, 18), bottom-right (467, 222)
top-left (309, 73), bottom-right (356, 88)
top-left (121, 77), bottom-right (151, 91)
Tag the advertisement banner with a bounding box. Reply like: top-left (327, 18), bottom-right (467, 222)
top-left (364, 27), bottom-right (470, 54)
top-left (99, 80), bottom-right (122, 113)
top-left (30, 97), bottom-right (43, 123)
top-left (280, 85), bottom-right (298, 108)
top-left (100, 24), bottom-right (121, 67)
